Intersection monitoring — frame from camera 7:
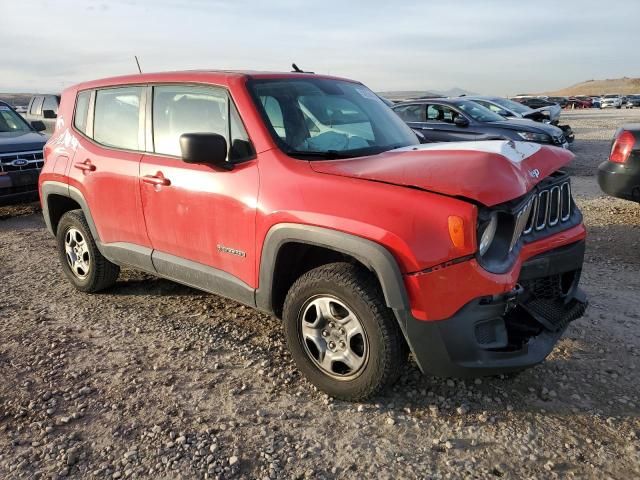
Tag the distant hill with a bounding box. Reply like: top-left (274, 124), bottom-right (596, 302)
top-left (545, 78), bottom-right (640, 96)
top-left (378, 87), bottom-right (479, 101)
top-left (0, 93), bottom-right (34, 107)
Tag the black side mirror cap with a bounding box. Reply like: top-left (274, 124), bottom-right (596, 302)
top-left (31, 120), bottom-right (46, 132)
top-left (454, 116), bottom-right (469, 127)
top-left (180, 133), bottom-right (231, 170)
top-left (42, 109), bottom-right (57, 119)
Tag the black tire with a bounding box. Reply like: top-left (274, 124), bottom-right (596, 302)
top-left (282, 262), bottom-right (408, 401)
top-left (56, 209), bottom-right (120, 292)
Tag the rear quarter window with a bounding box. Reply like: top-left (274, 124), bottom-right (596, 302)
top-left (73, 91), bottom-right (92, 134)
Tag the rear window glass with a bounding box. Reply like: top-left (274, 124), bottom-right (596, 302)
top-left (93, 87), bottom-right (143, 150)
top-left (42, 96), bottom-right (59, 114)
top-left (30, 96), bottom-right (44, 115)
top-left (74, 91), bottom-right (91, 134)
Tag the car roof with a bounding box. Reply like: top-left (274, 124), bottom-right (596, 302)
top-left (393, 97), bottom-right (463, 107)
top-left (69, 70), bottom-right (358, 92)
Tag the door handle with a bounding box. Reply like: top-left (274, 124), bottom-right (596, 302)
top-left (142, 173), bottom-right (171, 187)
top-left (74, 159), bottom-right (96, 172)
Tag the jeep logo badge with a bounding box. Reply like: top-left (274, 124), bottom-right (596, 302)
top-left (11, 158), bottom-right (29, 167)
top-left (529, 168), bottom-right (540, 179)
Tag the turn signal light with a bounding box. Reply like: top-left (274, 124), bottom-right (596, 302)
top-left (448, 215), bottom-right (466, 249)
top-left (610, 130), bottom-right (635, 163)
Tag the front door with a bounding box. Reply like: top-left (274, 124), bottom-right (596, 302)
top-left (139, 84), bottom-right (259, 293)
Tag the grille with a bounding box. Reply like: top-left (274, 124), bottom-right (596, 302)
top-left (0, 150), bottom-right (44, 173)
top-left (522, 181), bottom-right (572, 235)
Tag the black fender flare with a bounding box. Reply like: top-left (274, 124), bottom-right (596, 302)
top-left (255, 223), bottom-right (411, 314)
top-left (40, 181), bottom-right (102, 241)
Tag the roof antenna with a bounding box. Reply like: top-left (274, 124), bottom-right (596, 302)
top-left (134, 55), bottom-right (143, 74)
top-left (291, 63), bottom-right (314, 74)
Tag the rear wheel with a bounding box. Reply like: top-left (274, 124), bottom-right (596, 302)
top-left (283, 262), bottom-right (408, 400)
top-left (56, 210), bottom-right (120, 292)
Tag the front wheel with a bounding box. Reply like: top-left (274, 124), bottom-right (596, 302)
top-left (282, 262), bottom-right (408, 400)
top-left (56, 210), bottom-right (120, 292)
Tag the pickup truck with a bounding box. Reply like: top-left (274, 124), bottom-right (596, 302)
top-left (39, 71), bottom-right (587, 400)
top-left (25, 94), bottom-right (60, 134)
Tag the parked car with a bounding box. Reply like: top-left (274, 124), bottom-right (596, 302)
top-left (466, 96), bottom-right (556, 123)
top-left (589, 96), bottom-right (602, 108)
top-left (25, 94), bottom-right (60, 134)
top-left (39, 71), bottom-right (587, 400)
top-left (463, 96), bottom-right (573, 143)
top-left (598, 127), bottom-right (640, 202)
top-left (0, 101), bottom-right (48, 206)
top-left (392, 98), bottom-right (570, 148)
top-left (624, 95), bottom-right (640, 108)
top-left (568, 96), bottom-right (592, 108)
top-left (546, 97), bottom-right (569, 108)
top-left (514, 97), bottom-right (560, 110)
top-left (600, 94), bottom-right (623, 109)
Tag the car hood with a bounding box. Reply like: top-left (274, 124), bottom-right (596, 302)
top-left (527, 105), bottom-right (561, 121)
top-left (0, 131), bottom-right (47, 153)
top-left (490, 119), bottom-right (562, 136)
top-left (310, 140), bottom-right (574, 207)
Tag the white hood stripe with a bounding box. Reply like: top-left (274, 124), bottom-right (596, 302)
top-left (392, 140), bottom-right (542, 163)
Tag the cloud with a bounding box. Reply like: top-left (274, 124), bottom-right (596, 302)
top-left (2, 0), bottom-right (639, 94)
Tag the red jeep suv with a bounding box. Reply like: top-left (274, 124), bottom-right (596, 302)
top-left (39, 71), bottom-right (587, 400)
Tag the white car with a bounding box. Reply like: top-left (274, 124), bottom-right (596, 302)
top-left (600, 94), bottom-right (623, 109)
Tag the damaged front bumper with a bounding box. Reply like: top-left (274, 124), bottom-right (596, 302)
top-left (398, 241), bottom-right (587, 377)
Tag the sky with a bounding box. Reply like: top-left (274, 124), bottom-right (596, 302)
top-left (2, 0), bottom-right (639, 95)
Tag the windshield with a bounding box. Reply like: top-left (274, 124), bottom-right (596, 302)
top-left (248, 78), bottom-right (418, 158)
top-left (0, 105), bottom-right (32, 133)
top-left (604, 94), bottom-right (619, 98)
top-left (452, 100), bottom-right (506, 122)
top-left (489, 97), bottom-right (532, 114)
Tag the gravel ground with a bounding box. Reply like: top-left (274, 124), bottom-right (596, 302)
top-left (1, 110), bottom-right (639, 479)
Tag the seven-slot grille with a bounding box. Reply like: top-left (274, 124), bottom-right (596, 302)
top-left (509, 179), bottom-right (572, 252)
top-left (0, 150), bottom-right (44, 173)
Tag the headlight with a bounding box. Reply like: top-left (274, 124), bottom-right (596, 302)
top-left (478, 212), bottom-right (498, 256)
top-left (517, 131), bottom-right (552, 143)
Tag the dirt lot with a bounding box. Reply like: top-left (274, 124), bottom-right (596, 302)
top-left (1, 110), bottom-right (639, 479)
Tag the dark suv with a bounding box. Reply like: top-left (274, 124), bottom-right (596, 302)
top-left (393, 98), bottom-right (570, 148)
top-left (25, 94), bottom-right (60, 134)
top-left (0, 101), bottom-right (47, 206)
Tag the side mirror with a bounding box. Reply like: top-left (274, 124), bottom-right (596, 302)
top-left (454, 116), bottom-right (469, 127)
top-left (43, 109), bottom-right (57, 119)
top-left (179, 133), bottom-right (231, 170)
top-left (31, 120), bottom-right (46, 132)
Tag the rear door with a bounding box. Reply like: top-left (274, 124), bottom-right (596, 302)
top-left (139, 84), bottom-right (259, 290)
top-left (393, 103), bottom-right (440, 142)
top-left (66, 86), bottom-right (150, 255)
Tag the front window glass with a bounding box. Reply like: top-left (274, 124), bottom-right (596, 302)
top-left (248, 78), bottom-right (417, 158)
top-left (153, 85), bottom-right (228, 157)
top-left (0, 105), bottom-right (31, 133)
top-left (453, 100), bottom-right (505, 122)
top-left (94, 87), bottom-right (143, 150)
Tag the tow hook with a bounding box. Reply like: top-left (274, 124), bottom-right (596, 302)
top-left (503, 284), bottom-right (524, 314)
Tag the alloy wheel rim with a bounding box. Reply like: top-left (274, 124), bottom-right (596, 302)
top-left (298, 295), bottom-right (369, 380)
top-left (64, 228), bottom-right (91, 279)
